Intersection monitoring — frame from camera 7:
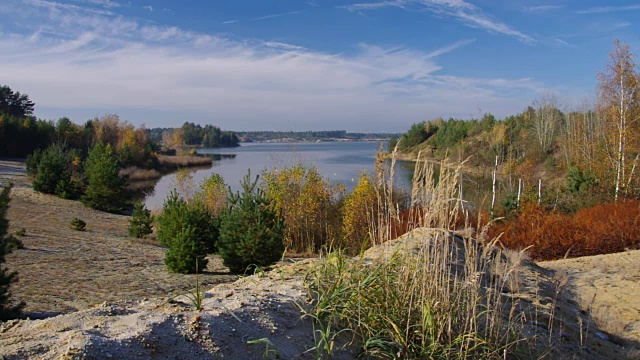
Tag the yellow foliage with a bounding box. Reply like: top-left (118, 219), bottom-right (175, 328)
top-left (262, 164), bottom-right (340, 253)
top-left (341, 172), bottom-right (377, 252)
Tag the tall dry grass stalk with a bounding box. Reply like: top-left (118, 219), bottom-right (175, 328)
top-left (304, 148), bottom-right (532, 359)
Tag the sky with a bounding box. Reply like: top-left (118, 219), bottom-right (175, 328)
top-left (1, 0), bottom-right (639, 132)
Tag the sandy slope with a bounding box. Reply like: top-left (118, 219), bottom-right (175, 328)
top-left (540, 250), bottom-right (640, 346)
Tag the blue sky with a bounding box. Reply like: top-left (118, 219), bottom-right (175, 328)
top-left (1, 0), bottom-right (639, 132)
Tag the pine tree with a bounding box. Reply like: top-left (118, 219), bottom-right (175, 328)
top-left (218, 172), bottom-right (285, 274)
top-left (0, 184), bottom-right (25, 321)
top-left (32, 144), bottom-right (71, 195)
top-left (128, 203), bottom-right (153, 238)
top-left (82, 142), bottom-right (128, 212)
top-left (156, 190), bottom-right (215, 273)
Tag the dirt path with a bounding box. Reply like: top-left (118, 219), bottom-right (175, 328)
top-left (1, 160), bottom-right (237, 316)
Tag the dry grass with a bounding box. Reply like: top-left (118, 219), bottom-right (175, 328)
top-left (157, 155), bottom-right (212, 168)
top-left (303, 149), bottom-right (539, 359)
top-left (2, 171), bottom-right (236, 315)
top-left (119, 166), bottom-right (161, 181)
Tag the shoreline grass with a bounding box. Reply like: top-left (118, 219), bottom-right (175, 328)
top-left (301, 147), bottom-right (554, 359)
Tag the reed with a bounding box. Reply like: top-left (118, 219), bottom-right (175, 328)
top-left (303, 148), bottom-right (534, 359)
top-left (157, 155), bottom-right (213, 168)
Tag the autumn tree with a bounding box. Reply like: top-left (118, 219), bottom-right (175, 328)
top-left (532, 93), bottom-right (562, 155)
top-left (597, 40), bottom-right (640, 200)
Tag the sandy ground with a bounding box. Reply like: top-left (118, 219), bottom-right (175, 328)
top-left (540, 250), bottom-right (640, 345)
top-left (1, 159), bottom-right (639, 359)
top-left (0, 160), bottom-right (237, 316)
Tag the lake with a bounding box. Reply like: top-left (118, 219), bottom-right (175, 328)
top-left (144, 141), bottom-right (416, 210)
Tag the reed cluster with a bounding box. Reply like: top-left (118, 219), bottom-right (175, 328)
top-left (303, 149), bottom-right (534, 359)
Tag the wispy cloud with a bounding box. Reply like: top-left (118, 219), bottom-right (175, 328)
top-left (222, 20), bottom-right (238, 24)
top-left (24, 0), bottom-right (115, 16)
top-left (143, 5), bottom-right (152, 12)
top-left (0, 0), bottom-right (541, 130)
top-left (576, 4), bottom-right (640, 14)
top-left (524, 5), bottom-right (564, 13)
top-left (76, 0), bottom-right (122, 8)
top-left (341, 0), bottom-right (534, 44)
top-left (425, 38), bottom-right (475, 59)
top-left (251, 10), bottom-right (305, 21)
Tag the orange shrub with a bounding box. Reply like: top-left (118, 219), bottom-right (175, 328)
top-left (489, 201), bottom-right (640, 261)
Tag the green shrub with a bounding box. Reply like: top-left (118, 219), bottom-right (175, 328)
top-left (25, 148), bottom-right (43, 177)
top-left (128, 203), bottom-right (153, 238)
top-left (69, 217), bottom-right (86, 231)
top-left (163, 227), bottom-right (207, 274)
top-left (32, 144), bottom-right (72, 196)
top-left (156, 190), bottom-right (216, 273)
top-left (0, 184), bottom-right (25, 320)
top-left (218, 172), bottom-right (285, 274)
top-left (14, 228), bottom-right (26, 237)
top-left (82, 142), bottom-right (128, 213)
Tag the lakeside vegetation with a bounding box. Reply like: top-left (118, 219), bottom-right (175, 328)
top-left (390, 40), bottom-right (640, 261)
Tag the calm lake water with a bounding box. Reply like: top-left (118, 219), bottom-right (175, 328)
top-left (144, 141), bottom-right (415, 210)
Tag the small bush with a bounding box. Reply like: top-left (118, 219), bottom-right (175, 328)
top-left (262, 163), bottom-right (341, 253)
top-left (340, 172), bottom-right (377, 253)
top-left (156, 190), bottom-right (215, 273)
top-left (69, 217), bottom-right (86, 231)
top-left (5, 235), bottom-right (24, 251)
top-left (163, 227), bottom-right (207, 274)
top-left (218, 172), bottom-right (285, 274)
top-left (14, 228), bottom-right (26, 237)
top-left (128, 203), bottom-right (153, 238)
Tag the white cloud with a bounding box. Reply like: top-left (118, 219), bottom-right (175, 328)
top-left (143, 5), bottom-right (152, 12)
top-left (0, 0), bottom-right (542, 130)
top-left (524, 5), bottom-right (564, 13)
top-left (251, 10), bottom-right (305, 22)
top-left (576, 5), bottom-right (640, 14)
top-left (342, 0), bottom-right (534, 44)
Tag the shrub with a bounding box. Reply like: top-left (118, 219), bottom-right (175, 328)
top-left (262, 163), bottom-right (341, 253)
top-left (340, 172), bottom-right (377, 253)
top-left (218, 172), bottom-right (285, 274)
top-left (489, 201), bottom-right (640, 260)
top-left (163, 227), bottom-right (206, 274)
top-left (128, 203), bottom-right (153, 238)
top-left (69, 217), bottom-right (86, 231)
top-left (156, 190), bottom-right (215, 273)
top-left (82, 142), bottom-right (128, 212)
top-left (195, 173), bottom-right (227, 217)
top-left (0, 184), bottom-right (25, 320)
top-left (25, 148), bottom-right (43, 176)
top-left (32, 144), bottom-right (72, 196)
top-left (14, 228), bottom-right (26, 237)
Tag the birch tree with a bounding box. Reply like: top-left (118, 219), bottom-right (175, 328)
top-left (597, 40), bottom-right (640, 201)
top-left (532, 93), bottom-right (562, 154)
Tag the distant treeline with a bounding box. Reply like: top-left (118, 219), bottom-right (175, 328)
top-left (147, 122), bottom-right (239, 148)
top-left (235, 130), bottom-right (399, 142)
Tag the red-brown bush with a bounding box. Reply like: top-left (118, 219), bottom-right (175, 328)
top-left (488, 201), bottom-right (640, 261)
